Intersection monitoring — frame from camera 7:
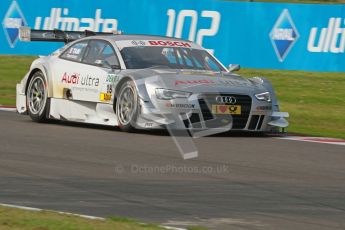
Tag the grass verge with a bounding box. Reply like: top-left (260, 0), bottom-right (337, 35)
top-left (0, 55), bottom-right (344, 138)
top-left (0, 206), bottom-right (164, 230)
top-left (0, 205), bottom-right (207, 230)
top-left (0, 55), bottom-right (36, 105)
top-left (239, 68), bottom-right (345, 139)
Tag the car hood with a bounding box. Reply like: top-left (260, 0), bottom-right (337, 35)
top-left (127, 69), bottom-right (267, 95)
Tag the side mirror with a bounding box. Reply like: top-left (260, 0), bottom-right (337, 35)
top-left (228, 64), bottom-right (241, 72)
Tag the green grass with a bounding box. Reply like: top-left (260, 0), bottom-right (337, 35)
top-left (0, 55), bottom-right (36, 105)
top-left (0, 206), bottom-right (165, 230)
top-left (239, 68), bottom-right (345, 139)
top-left (0, 55), bottom-right (344, 138)
top-left (0, 206), bottom-right (205, 230)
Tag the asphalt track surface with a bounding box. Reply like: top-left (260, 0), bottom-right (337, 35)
top-left (0, 111), bottom-right (344, 230)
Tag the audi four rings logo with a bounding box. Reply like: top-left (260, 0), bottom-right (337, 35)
top-left (215, 96), bottom-right (237, 104)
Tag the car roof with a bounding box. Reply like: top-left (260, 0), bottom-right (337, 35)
top-left (97, 34), bottom-right (188, 42)
top-left (71, 34), bottom-right (203, 50)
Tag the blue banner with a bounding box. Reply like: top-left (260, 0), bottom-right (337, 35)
top-left (1, 0), bottom-right (345, 72)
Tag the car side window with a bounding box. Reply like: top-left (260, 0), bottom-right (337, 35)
top-left (82, 40), bottom-right (119, 68)
top-left (204, 55), bottom-right (221, 71)
top-left (61, 41), bottom-right (88, 62)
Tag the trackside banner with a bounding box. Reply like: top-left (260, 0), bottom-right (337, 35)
top-left (1, 0), bottom-right (345, 72)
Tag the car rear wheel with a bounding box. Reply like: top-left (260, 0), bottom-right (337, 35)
top-left (116, 80), bottom-right (138, 132)
top-left (27, 71), bottom-right (49, 122)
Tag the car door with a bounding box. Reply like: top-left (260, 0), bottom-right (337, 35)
top-left (53, 39), bottom-right (121, 103)
top-left (80, 39), bottom-right (121, 104)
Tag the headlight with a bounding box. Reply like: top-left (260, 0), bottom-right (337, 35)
top-left (255, 92), bottom-right (271, 102)
top-left (155, 88), bottom-right (192, 100)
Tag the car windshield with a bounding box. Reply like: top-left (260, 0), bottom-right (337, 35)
top-left (120, 46), bottom-right (225, 71)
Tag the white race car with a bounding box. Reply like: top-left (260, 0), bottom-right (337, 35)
top-left (16, 27), bottom-right (288, 133)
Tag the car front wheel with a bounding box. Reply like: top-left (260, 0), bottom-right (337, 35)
top-left (116, 80), bottom-right (139, 132)
top-left (26, 71), bottom-right (49, 122)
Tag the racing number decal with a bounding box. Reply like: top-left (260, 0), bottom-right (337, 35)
top-left (107, 84), bottom-right (113, 94)
top-left (100, 74), bottom-right (118, 102)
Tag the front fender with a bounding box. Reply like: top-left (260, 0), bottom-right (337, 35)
top-left (115, 74), bottom-right (151, 102)
top-left (28, 60), bottom-right (53, 98)
top-left (249, 77), bottom-right (280, 112)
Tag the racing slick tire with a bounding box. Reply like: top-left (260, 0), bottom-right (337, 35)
top-left (26, 71), bottom-right (49, 122)
top-left (116, 80), bottom-right (139, 132)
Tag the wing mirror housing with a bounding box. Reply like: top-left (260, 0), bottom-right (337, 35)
top-left (228, 64), bottom-right (241, 72)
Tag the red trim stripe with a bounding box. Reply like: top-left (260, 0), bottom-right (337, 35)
top-left (0, 106), bottom-right (16, 108)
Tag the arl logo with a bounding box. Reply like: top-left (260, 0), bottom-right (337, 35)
top-left (270, 9), bottom-right (299, 62)
top-left (2, 0), bottom-right (27, 48)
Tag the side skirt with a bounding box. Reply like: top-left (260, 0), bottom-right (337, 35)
top-left (48, 98), bottom-right (118, 126)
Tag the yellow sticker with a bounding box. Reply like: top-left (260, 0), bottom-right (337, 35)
top-left (211, 105), bottom-right (241, 115)
top-left (100, 93), bottom-right (112, 101)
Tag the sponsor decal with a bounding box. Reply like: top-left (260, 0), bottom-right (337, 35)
top-left (270, 9), bottom-right (299, 62)
top-left (99, 75), bottom-right (115, 102)
top-left (144, 122), bottom-right (154, 127)
top-left (106, 74), bottom-right (119, 83)
top-left (308, 18), bottom-right (345, 53)
top-left (175, 79), bottom-right (215, 86)
top-left (148, 40), bottom-right (191, 47)
top-left (131, 40), bottom-right (146, 46)
top-left (100, 93), bottom-right (112, 101)
top-left (63, 42), bottom-right (88, 60)
top-left (34, 8), bottom-right (118, 32)
top-left (212, 105), bottom-right (241, 115)
top-left (256, 106), bottom-right (272, 111)
top-left (69, 47), bottom-right (82, 55)
top-left (166, 102), bottom-right (195, 109)
top-left (180, 71), bottom-right (216, 76)
top-left (2, 0), bottom-right (28, 48)
top-left (61, 73), bottom-right (79, 84)
top-left (61, 72), bottom-right (100, 87)
top-left (174, 79), bottom-right (249, 87)
top-left (116, 40), bottom-right (200, 50)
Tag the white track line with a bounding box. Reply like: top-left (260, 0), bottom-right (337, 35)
top-left (0, 203), bottom-right (41, 211)
top-left (278, 136), bottom-right (345, 146)
top-left (162, 226), bottom-right (187, 230)
top-left (0, 203), bottom-right (104, 220)
top-left (0, 203), bottom-right (186, 230)
top-left (0, 106), bottom-right (16, 112)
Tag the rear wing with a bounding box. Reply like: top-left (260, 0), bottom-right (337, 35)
top-left (19, 27), bottom-right (122, 43)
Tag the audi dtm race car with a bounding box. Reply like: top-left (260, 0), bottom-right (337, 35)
top-left (16, 27), bottom-right (288, 134)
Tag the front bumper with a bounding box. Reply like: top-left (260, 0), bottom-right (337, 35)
top-left (135, 94), bottom-right (289, 133)
top-left (16, 83), bottom-right (27, 114)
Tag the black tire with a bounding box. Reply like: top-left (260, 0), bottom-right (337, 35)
top-left (115, 80), bottom-right (139, 132)
top-left (26, 71), bottom-right (49, 122)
